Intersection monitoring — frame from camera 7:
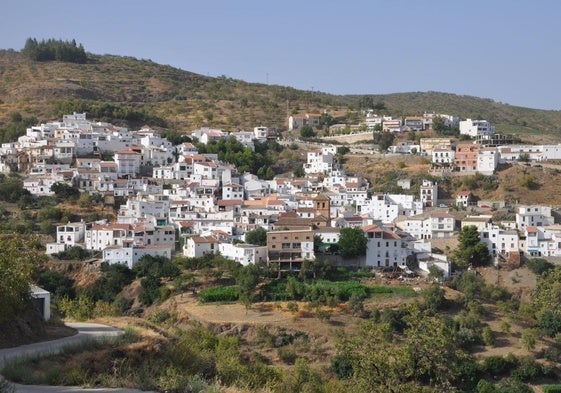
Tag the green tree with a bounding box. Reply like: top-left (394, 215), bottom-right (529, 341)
top-left (0, 236), bottom-right (46, 321)
top-left (520, 328), bottom-right (538, 351)
top-left (50, 182), bottom-right (80, 201)
top-left (236, 263), bottom-right (261, 309)
top-left (337, 227), bottom-right (367, 258)
top-left (341, 304), bottom-right (471, 392)
top-left (526, 258), bottom-right (554, 276)
top-left (245, 227), bottom-right (267, 246)
top-left (454, 226), bottom-right (489, 268)
top-left (299, 124), bottom-right (316, 139)
top-left (531, 265), bottom-right (561, 327)
top-left (374, 132), bottom-right (395, 153)
top-left (36, 270), bottom-right (75, 298)
top-left (421, 284), bottom-right (446, 312)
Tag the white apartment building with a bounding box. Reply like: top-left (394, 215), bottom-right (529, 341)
top-left (397, 215), bottom-right (432, 240)
top-left (429, 211), bottom-right (455, 238)
top-left (459, 119), bottom-right (495, 138)
top-left (218, 243), bottom-right (267, 266)
top-left (431, 147), bottom-right (455, 166)
top-left (363, 225), bottom-right (408, 268)
top-left (477, 147), bottom-right (499, 175)
top-left (420, 180), bottom-right (438, 207)
top-left (114, 149), bottom-right (141, 176)
top-left (304, 149), bottom-right (334, 174)
top-left (479, 224), bottom-right (519, 258)
top-left (516, 205), bottom-right (554, 231)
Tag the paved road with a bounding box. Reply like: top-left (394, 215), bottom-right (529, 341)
top-left (0, 323), bottom-right (154, 393)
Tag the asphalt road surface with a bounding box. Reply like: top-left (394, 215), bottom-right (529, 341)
top-left (0, 322), bottom-right (154, 393)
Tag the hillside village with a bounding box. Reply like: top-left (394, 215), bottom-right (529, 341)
top-left (2, 110), bottom-right (561, 280)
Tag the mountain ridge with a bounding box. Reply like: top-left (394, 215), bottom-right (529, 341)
top-left (0, 49), bottom-right (560, 139)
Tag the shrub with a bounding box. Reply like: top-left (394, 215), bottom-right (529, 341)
top-left (511, 356), bottom-right (542, 382)
top-left (286, 301), bottom-right (299, 313)
top-left (277, 346), bottom-right (297, 364)
top-left (481, 355), bottom-right (516, 376)
top-left (538, 310), bottom-right (561, 337)
top-left (520, 328), bottom-right (538, 351)
top-left (331, 353), bottom-right (353, 379)
top-left (482, 326), bottom-right (495, 346)
top-left (543, 385), bottom-right (561, 393)
top-left (526, 258), bottom-right (554, 275)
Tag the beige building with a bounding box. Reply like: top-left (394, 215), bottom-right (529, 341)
top-left (266, 229), bottom-right (315, 271)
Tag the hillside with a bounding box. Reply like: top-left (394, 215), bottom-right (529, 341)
top-left (1, 49), bottom-right (561, 140)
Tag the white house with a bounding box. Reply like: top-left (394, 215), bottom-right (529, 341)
top-left (363, 224), bottom-right (408, 268)
top-left (46, 221), bottom-right (87, 255)
top-left (431, 146), bottom-right (455, 166)
top-left (456, 191), bottom-right (472, 208)
top-left (479, 224), bottom-right (519, 258)
top-left (516, 205), bottom-right (554, 231)
top-left (253, 126), bottom-right (269, 140)
top-left (459, 119), bottom-right (495, 138)
top-left (304, 148), bottom-right (334, 174)
top-left (103, 244), bottom-right (173, 269)
top-left (429, 211), bottom-right (455, 239)
top-left (477, 147), bottom-right (499, 175)
top-left (184, 236), bottom-right (220, 258)
top-left (420, 180), bottom-right (438, 207)
top-left (114, 149), bottom-right (141, 176)
top-left (218, 243), bottom-right (267, 266)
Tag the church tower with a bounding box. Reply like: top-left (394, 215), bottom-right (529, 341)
top-left (313, 193), bottom-right (331, 227)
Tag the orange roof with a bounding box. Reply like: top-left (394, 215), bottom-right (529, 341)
top-left (190, 236), bottom-right (219, 244)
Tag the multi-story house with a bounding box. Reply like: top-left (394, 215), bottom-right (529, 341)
top-left (516, 205), bottom-right (554, 231)
top-left (219, 243), bottom-right (267, 266)
top-left (266, 229), bottom-right (315, 271)
top-left (114, 149), bottom-right (142, 177)
top-left (222, 183), bottom-right (244, 200)
top-left (479, 224), bottom-right (519, 258)
top-left (420, 180), bottom-right (438, 207)
top-left (253, 126), bottom-right (269, 140)
top-left (45, 221), bottom-right (88, 255)
top-left (454, 143), bottom-right (479, 172)
top-left (304, 148), bottom-right (334, 174)
top-left (429, 211), bottom-right (455, 238)
top-left (382, 119), bottom-right (402, 133)
top-left (459, 119), bottom-right (495, 138)
top-left (477, 147), bottom-right (499, 175)
top-left (184, 235), bottom-right (220, 258)
top-left (456, 191), bottom-right (472, 208)
top-left (363, 224), bottom-right (408, 268)
top-left (431, 146), bottom-right (455, 167)
top-left (404, 117), bottom-right (424, 131)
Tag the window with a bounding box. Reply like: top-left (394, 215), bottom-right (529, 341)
top-left (282, 243), bottom-right (290, 249)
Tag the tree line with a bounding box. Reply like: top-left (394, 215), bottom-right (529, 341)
top-left (22, 38), bottom-right (87, 63)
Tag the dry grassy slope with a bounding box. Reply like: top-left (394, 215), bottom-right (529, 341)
top-left (345, 154), bottom-right (561, 206)
top-left (1, 50), bottom-right (561, 136)
top-left (0, 50), bottom-right (352, 132)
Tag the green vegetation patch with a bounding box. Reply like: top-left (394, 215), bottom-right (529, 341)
top-left (198, 285), bottom-right (239, 303)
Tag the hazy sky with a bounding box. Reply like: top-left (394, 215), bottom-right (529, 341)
top-left (1, 0), bottom-right (560, 110)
